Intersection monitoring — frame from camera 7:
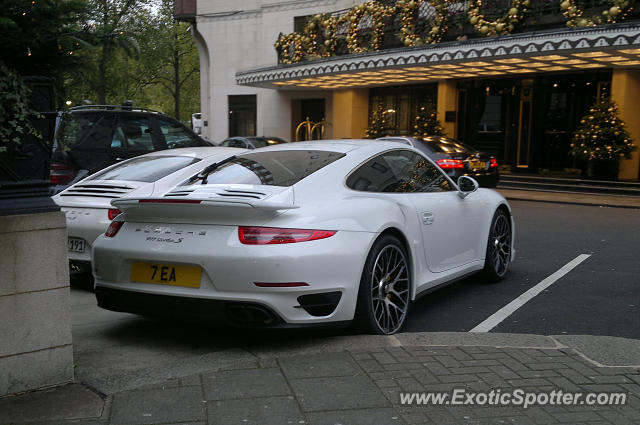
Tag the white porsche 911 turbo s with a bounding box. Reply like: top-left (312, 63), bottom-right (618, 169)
top-left (54, 147), bottom-right (246, 274)
top-left (92, 140), bottom-right (514, 334)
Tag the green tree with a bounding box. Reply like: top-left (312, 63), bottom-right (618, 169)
top-left (0, 0), bottom-right (90, 103)
top-left (133, 0), bottom-right (200, 121)
top-left (413, 104), bottom-right (444, 137)
top-left (77, 0), bottom-right (147, 104)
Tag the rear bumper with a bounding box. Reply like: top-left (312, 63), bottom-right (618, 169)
top-left (92, 226), bottom-right (374, 325)
top-left (62, 206), bottom-right (110, 262)
top-left (95, 287), bottom-right (350, 329)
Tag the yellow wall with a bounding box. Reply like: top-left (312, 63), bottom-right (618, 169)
top-left (331, 89), bottom-right (369, 139)
top-left (437, 80), bottom-right (457, 138)
top-left (611, 69), bottom-right (640, 180)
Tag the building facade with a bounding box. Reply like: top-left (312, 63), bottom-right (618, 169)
top-left (176, 0), bottom-right (640, 180)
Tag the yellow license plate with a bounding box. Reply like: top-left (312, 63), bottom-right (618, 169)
top-left (469, 160), bottom-right (485, 169)
top-left (130, 262), bottom-right (202, 288)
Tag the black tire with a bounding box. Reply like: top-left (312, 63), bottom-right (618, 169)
top-left (355, 234), bottom-right (411, 335)
top-left (482, 208), bottom-right (512, 282)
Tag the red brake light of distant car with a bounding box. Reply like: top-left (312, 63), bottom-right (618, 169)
top-left (238, 226), bottom-right (336, 245)
top-left (490, 158), bottom-right (499, 168)
top-left (50, 162), bottom-right (76, 185)
top-left (436, 159), bottom-right (464, 169)
top-left (108, 208), bottom-right (122, 220)
top-left (105, 220), bottom-right (124, 238)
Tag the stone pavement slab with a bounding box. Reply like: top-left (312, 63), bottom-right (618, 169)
top-left (2, 335), bottom-right (640, 425)
top-left (0, 384), bottom-right (104, 424)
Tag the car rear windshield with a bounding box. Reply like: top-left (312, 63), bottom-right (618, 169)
top-left (56, 113), bottom-right (108, 149)
top-left (420, 137), bottom-right (475, 154)
top-left (183, 150), bottom-right (345, 187)
top-left (89, 156), bottom-right (200, 183)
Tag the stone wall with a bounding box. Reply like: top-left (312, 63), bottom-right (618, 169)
top-left (0, 211), bottom-right (73, 396)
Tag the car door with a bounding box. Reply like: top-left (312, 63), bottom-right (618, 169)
top-left (383, 150), bottom-right (485, 273)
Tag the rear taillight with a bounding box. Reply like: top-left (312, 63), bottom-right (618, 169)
top-left (238, 226), bottom-right (336, 245)
top-left (490, 158), bottom-right (499, 168)
top-left (436, 159), bottom-right (464, 169)
top-left (50, 162), bottom-right (76, 185)
top-left (108, 209), bottom-right (122, 220)
top-left (105, 220), bottom-right (124, 238)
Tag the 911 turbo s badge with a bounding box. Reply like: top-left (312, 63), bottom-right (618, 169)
top-left (145, 236), bottom-right (183, 244)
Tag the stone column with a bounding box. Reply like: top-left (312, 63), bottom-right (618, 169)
top-left (0, 211), bottom-right (73, 396)
top-left (611, 69), bottom-right (640, 180)
top-left (437, 80), bottom-right (457, 138)
top-left (331, 89), bottom-right (369, 139)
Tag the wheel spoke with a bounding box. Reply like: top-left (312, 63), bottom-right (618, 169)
top-left (369, 244), bottom-right (410, 334)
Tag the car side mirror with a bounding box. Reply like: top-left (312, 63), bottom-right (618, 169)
top-left (457, 176), bottom-right (479, 199)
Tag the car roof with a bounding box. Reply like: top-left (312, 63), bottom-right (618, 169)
top-left (246, 139), bottom-right (412, 154)
top-left (136, 147), bottom-right (244, 160)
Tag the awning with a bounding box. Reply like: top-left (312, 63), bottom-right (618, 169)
top-left (236, 23), bottom-right (640, 89)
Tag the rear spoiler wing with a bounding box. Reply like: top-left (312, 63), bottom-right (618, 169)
top-left (112, 197), bottom-right (299, 211)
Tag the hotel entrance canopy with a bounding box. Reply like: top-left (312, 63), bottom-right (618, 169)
top-left (237, 24), bottom-right (640, 89)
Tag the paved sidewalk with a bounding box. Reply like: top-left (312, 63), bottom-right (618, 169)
top-left (1, 332), bottom-right (639, 425)
top-left (496, 188), bottom-right (640, 209)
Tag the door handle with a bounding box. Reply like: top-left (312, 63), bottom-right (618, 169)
top-left (422, 212), bottom-right (434, 225)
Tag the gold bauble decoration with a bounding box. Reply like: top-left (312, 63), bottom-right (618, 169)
top-left (496, 22), bottom-right (505, 32)
top-left (508, 7), bottom-right (518, 15)
top-left (470, 16), bottom-right (478, 24)
top-left (480, 25), bottom-right (489, 33)
top-left (609, 6), bottom-right (620, 15)
top-left (560, 0), bottom-right (570, 10)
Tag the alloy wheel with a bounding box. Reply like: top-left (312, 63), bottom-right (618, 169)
top-left (369, 244), bottom-right (410, 334)
top-left (489, 212), bottom-right (511, 277)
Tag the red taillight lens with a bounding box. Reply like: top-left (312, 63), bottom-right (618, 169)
top-left (108, 209), bottom-right (122, 220)
top-left (238, 226), bottom-right (336, 245)
top-left (105, 220), bottom-right (124, 237)
top-left (490, 158), bottom-right (499, 168)
top-left (50, 162), bottom-right (76, 185)
top-left (436, 159), bottom-right (464, 169)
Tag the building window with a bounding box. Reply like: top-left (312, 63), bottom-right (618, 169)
top-left (228, 95), bottom-right (256, 137)
top-left (369, 85), bottom-right (437, 135)
top-left (294, 15), bottom-right (311, 33)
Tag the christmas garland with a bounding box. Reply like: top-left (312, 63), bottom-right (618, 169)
top-left (274, 32), bottom-right (306, 64)
top-left (468, 0), bottom-right (530, 36)
top-left (560, 0), bottom-right (633, 27)
top-left (304, 13), bottom-right (339, 58)
top-left (274, 0), bottom-right (635, 64)
top-left (397, 0), bottom-right (449, 46)
top-left (341, 1), bottom-right (394, 54)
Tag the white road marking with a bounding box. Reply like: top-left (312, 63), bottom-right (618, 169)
top-left (470, 254), bottom-right (592, 333)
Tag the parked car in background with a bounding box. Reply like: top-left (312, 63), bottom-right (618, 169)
top-left (50, 105), bottom-right (213, 194)
top-left (92, 140), bottom-right (514, 334)
top-left (377, 136), bottom-right (499, 188)
top-left (54, 147), bottom-right (246, 279)
top-left (218, 136), bottom-right (287, 149)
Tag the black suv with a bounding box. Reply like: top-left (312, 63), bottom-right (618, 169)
top-left (50, 105), bottom-right (212, 193)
